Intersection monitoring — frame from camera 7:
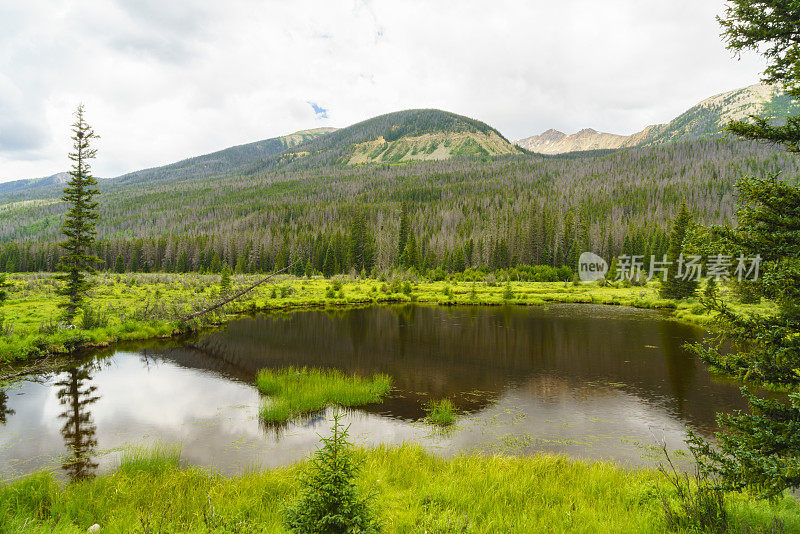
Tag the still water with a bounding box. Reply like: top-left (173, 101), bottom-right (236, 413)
top-left (0, 304), bottom-right (746, 481)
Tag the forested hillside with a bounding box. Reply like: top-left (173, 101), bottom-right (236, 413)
top-left (0, 172), bottom-right (69, 196)
top-left (115, 127), bottom-right (337, 186)
top-left (249, 109), bottom-right (521, 171)
top-left (1, 138), bottom-right (797, 276)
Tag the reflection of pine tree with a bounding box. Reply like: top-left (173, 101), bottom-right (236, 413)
top-left (56, 364), bottom-right (100, 480)
top-left (0, 390), bottom-right (15, 425)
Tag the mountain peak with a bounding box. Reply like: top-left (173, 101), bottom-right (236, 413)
top-left (514, 83), bottom-right (798, 155)
top-left (277, 108), bottom-right (522, 167)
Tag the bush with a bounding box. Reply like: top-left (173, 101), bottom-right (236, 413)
top-left (402, 281), bottom-right (413, 296)
top-left (280, 285), bottom-right (294, 298)
top-left (427, 267), bottom-right (446, 281)
top-left (81, 305), bottom-right (109, 330)
top-left (502, 282), bottom-right (514, 301)
top-left (556, 266), bottom-right (574, 282)
top-left (284, 411), bottom-right (381, 533)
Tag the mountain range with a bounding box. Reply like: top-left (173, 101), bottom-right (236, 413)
top-left (2, 82), bottom-right (799, 276)
top-left (1, 83), bottom-right (797, 200)
top-left (514, 84), bottom-right (798, 154)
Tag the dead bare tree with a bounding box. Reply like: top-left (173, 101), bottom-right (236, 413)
top-left (182, 262), bottom-right (298, 321)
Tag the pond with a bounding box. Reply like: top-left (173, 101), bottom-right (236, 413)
top-left (0, 303), bottom-right (747, 482)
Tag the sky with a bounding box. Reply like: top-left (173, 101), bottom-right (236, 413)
top-left (0, 0), bottom-right (767, 183)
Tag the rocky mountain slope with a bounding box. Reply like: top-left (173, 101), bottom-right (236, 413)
top-left (516, 84), bottom-right (798, 154)
top-left (265, 109), bottom-right (521, 171)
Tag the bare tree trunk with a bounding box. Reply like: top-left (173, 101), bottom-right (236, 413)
top-left (182, 261), bottom-right (298, 320)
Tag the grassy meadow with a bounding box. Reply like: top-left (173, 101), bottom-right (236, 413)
top-left (0, 271), bottom-right (773, 365)
top-left (0, 274), bottom-right (791, 532)
top-left (2, 445), bottom-right (799, 533)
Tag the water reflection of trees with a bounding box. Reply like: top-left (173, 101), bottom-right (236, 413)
top-left (56, 363), bottom-right (100, 480)
top-left (156, 305), bottom-right (748, 429)
top-left (258, 408), bottom-right (328, 440)
top-left (0, 390), bottom-right (14, 424)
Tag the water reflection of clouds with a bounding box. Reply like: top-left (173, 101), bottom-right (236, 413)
top-left (0, 304), bottom-right (744, 479)
top-left (448, 382), bottom-right (694, 467)
top-left (0, 380), bottom-right (65, 480)
top-left (0, 354), bottom-right (438, 479)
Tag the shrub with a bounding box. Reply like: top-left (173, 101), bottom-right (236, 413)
top-left (280, 285), bottom-right (294, 298)
top-left (502, 282), bottom-right (514, 301)
top-left (427, 267), bottom-right (446, 281)
top-left (81, 305), bottom-right (109, 330)
top-left (402, 281), bottom-right (413, 296)
top-left (556, 266), bottom-right (574, 282)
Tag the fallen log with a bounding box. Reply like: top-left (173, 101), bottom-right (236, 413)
top-left (182, 262), bottom-right (298, 321)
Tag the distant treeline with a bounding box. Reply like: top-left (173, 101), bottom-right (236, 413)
top-left (1, 139), bottom-right (798, 275)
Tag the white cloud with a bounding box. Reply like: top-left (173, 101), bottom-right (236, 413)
top-left (0, 0), bottom-right (766, 182)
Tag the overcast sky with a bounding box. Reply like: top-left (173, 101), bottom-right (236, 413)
top-left (0, 0), bottom-right (767, 182)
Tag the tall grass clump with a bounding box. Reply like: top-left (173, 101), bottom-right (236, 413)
top-left (285, 411), bottom-right (381, 533)
top-left (118, 443), bottom-right (182, 475)
top-left (659, 445), bottom-right (728, 533)
top-left (424, 398), bottom-right (457, 427)
top-left (256, 367), bottom-right (392, 423)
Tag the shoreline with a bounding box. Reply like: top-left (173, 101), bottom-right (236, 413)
top-left (1, 273), bottom-right (767, 378)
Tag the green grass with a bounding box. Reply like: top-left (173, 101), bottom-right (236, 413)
top-left (0, 273), bottom-right (773, 365)
top-left (425, 398), bottom-right (458, 427)
top-left (256, 366), bottom-right (392, 423)
top-left (1, 445), bottom-right (798, 533)
top-left (118, 443), bottom-right (182, 476)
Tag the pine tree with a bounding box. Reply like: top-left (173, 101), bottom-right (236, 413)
top-left (57, 105), bottom-right (102, 322)
top-left (114, 255), bottom-right (125, 274)
top-left (660, 203), bottom-right (698, 299)
top-left (399, 231), bottom-right (419, 270)
top-left (688, 175), bottom-right (800, 497)
top-left (685, 4), bottom-right (800, 497)
top-left (284, 411), bottom-right (380, 533)
top-left (397, 202), bottom-right (410, 261)
top-left (322, 242), bottom-right (335, 278)
top-left (219, 264), bottom-right (232, 295)
top-left (704, 276), bottom-right (717, 300)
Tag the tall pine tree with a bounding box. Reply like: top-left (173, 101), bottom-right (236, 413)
top-left (660, 202), bottom-right (698, 299)
top-left (687, 3), bottom-right (800, 498)
top-left (57, 105), bottom-right (102, 322)
top-left (397, 201), bottom-right (410, 262)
